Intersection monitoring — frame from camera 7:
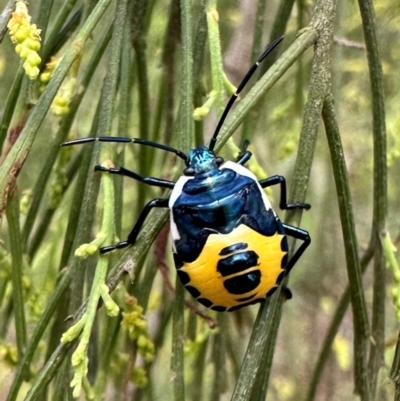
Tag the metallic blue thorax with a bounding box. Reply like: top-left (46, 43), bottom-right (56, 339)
top-left (172, 164), bottom-right (283, 262)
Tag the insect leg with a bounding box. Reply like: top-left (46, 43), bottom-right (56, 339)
top-left (95, 165), bottom-right (175, 189)
top-left (236, 139), bottom-right (253, 165)
top-left (281, 224), bottom-right (311, 275)
top-left (259, 175), bottom-right (311, 210)
top-left (100, 198), bottom-right (170, 253)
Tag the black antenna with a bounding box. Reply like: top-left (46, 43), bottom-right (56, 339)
top-left (61, 136), bottom-right (188, 162)
top-left (208, 36), bottom-right (284, 152)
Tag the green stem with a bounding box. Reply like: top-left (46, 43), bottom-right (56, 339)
top-left (230, 297), bottom-right (278, 401)
top-left (391, 329), bottom-right (400, 400)
top-left (322, 92), bottom-right (371, 400)
top-left (250, 300), bottom-right (283, 401)
top-left (192, 2), bottom-right (207, 148)
top-left (357, 0), bottom-right (387, 394)
top-left (172, 275), bottom-right (186, 401)
top-left (93, 315), bottom-right (121, 399)
top-left (35, 0), bottom-right (55, 45)
top-left (23, 341), bottom-right (76, 401)
top-left (41, 0), bottom-right (79, 62)
top-left (0, 0), bottom-right (17, 43)
top-left (161, 0), bottom-right (181, 150)
top-left (114, 24), bottom-right (133, 238)
top-left (65, 5), bottom-right (127, 394)
top-left (0, 68), bottom-right (24, 151)
top-left (133, 36), bottom-right (151, 211)
top-left (22, 23), bottom-right (113, 248)
top-left (177, 0), bottom-right (194, 154)
top-left (305, 245), bottom-right (374, 401)
top-left (67, 0), bottom-right (124, 316)
top-left (261, 0), bottom-right (296, 74)
top-left (288, 0), bottom-right (338, 222)
top-left (6, 271), bottom-right (72, 401)
top-left (210, 314), bottom-right (226, 400)
top-left (68, 255), bottom-right (113, 397)
top-left (295, 0), bottom-right (306, 116)
top-left (0, 0), bottom-right (113, 215)
top-left (189, 337), bottom-right (208, 401)
top-left (169, 1), bottom-right (194, 399)
top-left (206, 0), bottom-right (225, 113)
top-left (239, 0), bottom-right (269, 144)
top-left (59, 160), bottom-right (119, 397)
top-left (67, 140), bottom-right (100, 314)
top-left (6, 193), bottom-right (27, 355)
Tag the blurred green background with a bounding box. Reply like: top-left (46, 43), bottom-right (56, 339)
top-left (0, 0), bottom-right (399, 400)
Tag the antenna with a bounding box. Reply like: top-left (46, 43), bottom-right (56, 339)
top-left (208, 36), bottom-right (284, 152)
top-left (61, 136), bottom-right (188, 162)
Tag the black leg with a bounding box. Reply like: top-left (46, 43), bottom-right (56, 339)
top-left (259, 175), bottom-right (311, 210)
top-left (282, 286), bottom-right (293, 300)
top-left (236, 139), bottom-right (253, 165)
top-left (100, 198), bottom-right (169, 253)
top-left (95, 165), bottom-right (175, 189)
top-left (282, 224), bottom-right (311, 275)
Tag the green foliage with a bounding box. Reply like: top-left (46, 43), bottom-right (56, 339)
top-left (0, 0), bottom-right (399, 400)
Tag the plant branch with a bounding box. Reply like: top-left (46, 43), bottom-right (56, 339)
top-left (0, 0), bottom-right (113, 216)
top-left (357, 0), bottom-right (387, 394)
top-left (322, 91), bottom-right (371, 400)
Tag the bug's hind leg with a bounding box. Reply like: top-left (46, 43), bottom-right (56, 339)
top-left (95, 165), bottom-right (175, 189)
top-left (282, 224), bottom-right (311, 275)
top-left (100, 198), bottom-right (170, 253)
top-left (236, 139), bottom-right (252, 165)
top-left (259, 175), bottom-right (311, 210)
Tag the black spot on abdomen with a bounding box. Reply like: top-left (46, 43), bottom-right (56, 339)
top-left (217, 251), bottom-right (259, 277)
top-left (219, 242), bottom-right (248, 256)
top-left (223, 270), bottom-right (261, 295)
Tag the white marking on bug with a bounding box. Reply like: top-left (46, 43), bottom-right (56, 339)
top-left (169, 175), bottom-right (194, 244)
top-left (170, 211), bottom-right (180, 244)
top-left (169, 175), bottom-right (193, 208)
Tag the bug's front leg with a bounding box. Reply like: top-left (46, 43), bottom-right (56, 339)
top-left (236, 139), bottom-right (252, 165)
top-left (259, 175), bottom-right (311, 210)
top-left (100, 198), bottom-right (170, 253)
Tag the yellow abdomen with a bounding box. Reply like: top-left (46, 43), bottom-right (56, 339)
top-left (178, 224), bottom-right (287, 311)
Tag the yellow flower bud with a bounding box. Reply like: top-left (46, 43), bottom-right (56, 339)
top-left (25, 37), bottom-right (40, 51)
top-left (137, 335), bottom-right (147, 348)
top-left (13, 26), bottom-right (31, 42)
top-left (193, 106), bottom-right (210, 121)
top-left (54, 95), bottom-right (68, 107)
top-left (23, 62), bottom-right (39, 79)
top-left (40, 71), bottom-right (51, 83)
top-left (8, 1), bottom-right (42, 80)
top-left (26, 51), bottom-right (41, 66)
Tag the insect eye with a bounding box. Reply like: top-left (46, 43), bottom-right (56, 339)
top-left (215, 157), bottom-right (224, 166)
top-left (183, 167), bottom-right (195, 176)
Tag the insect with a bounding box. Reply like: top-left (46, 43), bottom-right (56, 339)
top-left (62, 37), bottom-right (311, 312)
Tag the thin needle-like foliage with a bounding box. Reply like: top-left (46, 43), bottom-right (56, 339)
top-left (0, 0), bottom-right (398, 401)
